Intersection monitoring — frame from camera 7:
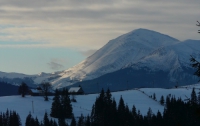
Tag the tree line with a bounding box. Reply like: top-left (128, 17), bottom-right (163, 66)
top-left (2, 88), bottom-right (200, 126)
top-left (0, 110), bottom-right (21, 126)
top-left (74, 88), bottom-right (200, 126)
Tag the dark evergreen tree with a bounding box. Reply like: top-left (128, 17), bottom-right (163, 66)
top-left (5, 109), bottom-right (10, 126)
top-left (25, 113), bottom-right (32, 126)
top-left (40, 121), bottom-right (43, 126)
top-left (85, 115), bottom-right (90, 126)
top-left (43, 112), bottom-right (50, 126)
top-left (53, 120), bottom-right (58, 126)
top-left (0, 113), bottom-right (2, 126)
top-left (50, 89), bottom-right (61, 118)
top-left (35, 117), bottom-right (40, 126)
top-left (61, 88), bottom-right (73, 118)
top-left (70, 115), bottom-right (76, 126)
top-left (77, 114), bottom-right (84, 126)
top-left (58, 118), bottom-right (67, 126)
top-left (49, 119), bottom-right (54, 126)
top-left (13, 111), bottom-right (21, 126)
top-left (124, 104), bottom-right (132, 126)
top-left (2, 113), bottom-right (7, 126)
top-left (160, 95), bottom-right (165, 105)
top-left (153, 93), bottom-right (156, 100)
top-left (131, 105), bottom-right (137, 125)
top-left (156, 110), bottom-right (163, 126)
top-left (190, 55), bottom-right (200, 80)
top-left (191, 88), bottom-right (198, 106)
top-left (104, 88), bottom-right (113, 126)
top-left (18, 82), bottom-right (29, 97)
top-left (90, 89), bottom-right (105, 126)
top-left (90, 104), bottom-right (95, 125)
top-left (0, 110), bottom-right (21, 126)
top-left (29, 118), bottom-right (36, 126)
top-left (146, 107), bottom-right (153, 125)
top-left (117, 96), bottom-right (126, 126)
top-left (110, 98), bottom-right (118, 126)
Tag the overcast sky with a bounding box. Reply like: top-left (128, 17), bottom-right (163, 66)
top-left (0, 0), bottom-right (200, 74)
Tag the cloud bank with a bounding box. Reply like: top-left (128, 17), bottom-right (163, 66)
top-left (0, 0), bottom-right (199, 50)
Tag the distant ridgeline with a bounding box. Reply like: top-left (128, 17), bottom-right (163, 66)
top-left (0, 81), bottom-right (19, 96)
top-left (0, 77), bottom-right (36, 88)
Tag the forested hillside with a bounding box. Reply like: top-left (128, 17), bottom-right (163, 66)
top-left (0, 82), bottom-right (19, 96)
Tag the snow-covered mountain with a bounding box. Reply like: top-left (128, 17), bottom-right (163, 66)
top-left (0, 28), bottom-right (200, 92)
top-left (49, 29), bottom-right (200, 91)
top-left (50, 29), bottom-right (181, 87)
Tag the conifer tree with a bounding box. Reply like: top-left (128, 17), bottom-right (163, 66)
top-left (104, 88), bottom-right (112, 125)
top-left (0, 113), bottom-right (2, 126)
top-left (110, 98), bottom-right (118, 126)
top-left (43, 112), bottom-right (50, 126)
top-left (35, 117), bottom-right (40, 126)
top-left (117, 96), bottom-right (126, 126)
top-left (146, 107), bottom-right (153, 122)
top-left (50, 119), bottom-right (54, 126)
top-left (25, 113), bottom-right (32, 126)
top-left (53, 120), bottom-right (58, 126)
top-left (50, 89), bottom-right (61, 118)
top-left (156, 110), bottom-right (163, 126)
top-left (30, 118), bottom-right (36, 126)
top-left (160, 95), bottom-right (165, 105)
top-left (58, 118), bottom-right (67, 126)
top-left (90, 89), bottom-right (106, 126)
top-left (85, 115), bottom-right (90, 126)
top-left (61, 88), bottom-right (73, 118)
top-left (5, 109), bottom-right (9, 125)
top-left (191, 88), bottom-right (197, 106)
top-left (40, 121), bottom-right (43, 126)
top-left (190, 55), bottom-right (200, 80)
top-left (131, 105), bottom-right (137, 125)
top-left (198, 91), bottom-right (200, 105)
top-left (77, 114), bottom-right (84, 126)
top-left (153, 93), bottom-right (156, 100)
top-left (70, 115), bottom-right (76, 126)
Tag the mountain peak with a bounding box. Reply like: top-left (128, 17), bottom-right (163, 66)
top-left (127, 28), bottom-right (179, 42)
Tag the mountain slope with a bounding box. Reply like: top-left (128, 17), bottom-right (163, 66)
top-left (51, 29), bottom-right (181, 88)
top-left (72, 39), bottom-right (200, 93)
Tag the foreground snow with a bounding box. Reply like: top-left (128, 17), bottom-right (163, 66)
top-left (0, 86), bottom-right (198, 126)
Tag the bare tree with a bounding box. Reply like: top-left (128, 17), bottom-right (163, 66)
top-left (197, 21), bottom-right (200, 33)
top-left (40, 82), bottom-right (52, 101)
top-left (18, 82), bottom-right (29, 97)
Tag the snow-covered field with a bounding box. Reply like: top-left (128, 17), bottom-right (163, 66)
top-left (0, 86), bottom-right (199, 126)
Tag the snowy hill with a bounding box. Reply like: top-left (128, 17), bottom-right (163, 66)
top-left (48, 29), bottom-right (199, 92)
top-left (50, 29), bottom-right (181, 88)
top-left (0, 28), bottom-right (200, 92)
top-left (0, 85), bottom-right (199, 126)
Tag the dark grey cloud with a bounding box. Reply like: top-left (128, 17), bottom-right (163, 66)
top-left (0, 0), bottom-right (200, 49)
top-left (47, 61), bottom-right (64, 70)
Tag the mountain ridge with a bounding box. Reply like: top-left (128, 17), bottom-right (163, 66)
top-left (0, 28), bottom-right (199, 92)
